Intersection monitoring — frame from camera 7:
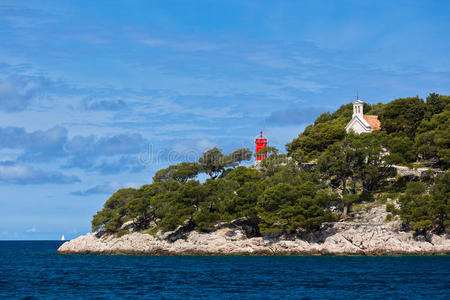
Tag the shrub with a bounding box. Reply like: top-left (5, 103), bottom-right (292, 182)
top-left (116, 229), bottom-right (130, 238)
top-left (385, 214), bottom-right (394, 222)
top-left (386, 203), bottom-right (396, 213)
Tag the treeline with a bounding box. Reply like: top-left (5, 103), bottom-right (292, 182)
top-left (92, 150), bottom-right (338, 236)
top-left (92, 93), bottom-right (449, 237)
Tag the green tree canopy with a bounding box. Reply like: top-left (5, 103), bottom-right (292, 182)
top-left (415, 109), bottom-right (450, 167)
top-left (379, 96), bottom-right (426, 139)
top-left (199, 147), bottom-right (252, 179)
top-left (153, 162), bottom-right (202, 183)
top-left (92, 188), bottom-right (137, 232)
top-left (396, 172), bottom-right (449, 235)
top-left (227, 148), bottom-right (253, 165)
top-left (286, 102), bottom-right (365, 162)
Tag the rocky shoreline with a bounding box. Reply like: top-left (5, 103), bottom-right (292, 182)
top-left (58, 204), bottom-right (450, 256)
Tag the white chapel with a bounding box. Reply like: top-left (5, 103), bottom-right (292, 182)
top-left (345, 99), bottom-right (381, 134)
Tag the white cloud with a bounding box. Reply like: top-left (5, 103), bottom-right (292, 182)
top-left (0, 76), bottom-right (48, 112)
top-left (71, 181), bottom-right (142, 196)
top-left (282, 77), bottom-right (327, 93)
top-left (0, 161), bottom-right (80, 184)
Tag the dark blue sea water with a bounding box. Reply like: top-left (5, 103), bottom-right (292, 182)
top-left (0, 241), bottom-right (449, 299)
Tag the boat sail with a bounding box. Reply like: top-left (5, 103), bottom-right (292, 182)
top-left (61, 234), bottom-right (65, 241)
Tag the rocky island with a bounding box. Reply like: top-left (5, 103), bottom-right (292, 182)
top-left (59, 95), bottom-right (449, 255)
top-left (58, 203), bottom-right (449, 255)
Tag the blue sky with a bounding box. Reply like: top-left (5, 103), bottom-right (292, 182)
top-left (1, 0), bottom-right (449, 240)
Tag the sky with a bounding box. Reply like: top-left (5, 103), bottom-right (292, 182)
top-left (0, 0), bottom-right (449, 240)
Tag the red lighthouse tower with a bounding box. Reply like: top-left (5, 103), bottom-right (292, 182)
top-left (255, 131), bottom-right (267, 161)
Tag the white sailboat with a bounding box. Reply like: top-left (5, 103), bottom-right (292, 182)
top-left (61, 234), bottom-right (65, 241)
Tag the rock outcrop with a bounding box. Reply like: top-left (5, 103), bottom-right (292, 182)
top-left (58, 204), bottom-right (449, 255)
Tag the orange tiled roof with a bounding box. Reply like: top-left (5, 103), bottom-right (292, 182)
top-left (363, 115), bottom-right (381, 131)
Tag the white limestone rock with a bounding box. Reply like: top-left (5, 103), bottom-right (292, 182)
top-left (58, 203), bottom-right (450, 255)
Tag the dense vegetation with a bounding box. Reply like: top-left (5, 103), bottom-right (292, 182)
top-left (93, 93), bottom-right (449, 238)
top-left (287, 93), bottom-right (450, 167)
top-left (387, 171), bottom-right (449, 235)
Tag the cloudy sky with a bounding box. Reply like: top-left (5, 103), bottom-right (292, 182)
top-left (1, 0), bottom-right (449, 239)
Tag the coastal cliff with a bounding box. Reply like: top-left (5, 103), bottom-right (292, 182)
top-left (58, 204), bottom-right (449, 255)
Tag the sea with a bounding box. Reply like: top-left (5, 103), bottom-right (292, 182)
top-left (0, 241), bottom-right (449, 299)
